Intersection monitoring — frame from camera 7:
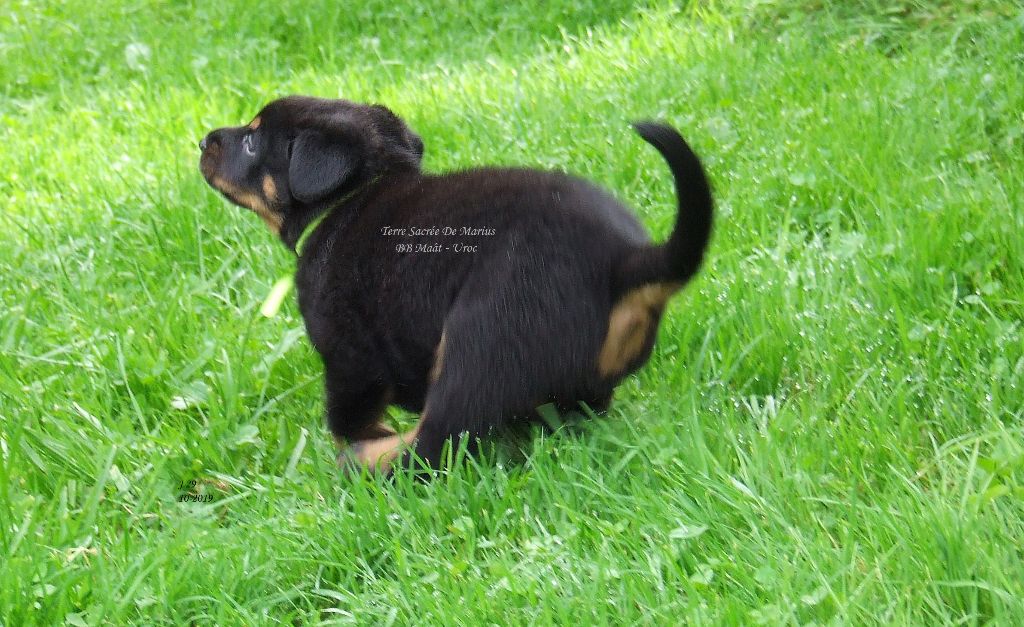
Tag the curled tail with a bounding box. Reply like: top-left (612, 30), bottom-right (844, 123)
top-left (614, 122), bottom-right (714, 295)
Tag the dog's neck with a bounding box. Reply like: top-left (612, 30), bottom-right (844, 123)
top-left (280, 207), bottom-right (323, 253)
top-left (280, 177), bottom-right (383, 255)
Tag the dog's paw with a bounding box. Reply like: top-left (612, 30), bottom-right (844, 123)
top-left (336, 442), bottom-right (370, 476)
top-left (337, 434), bottom-right (412, 476)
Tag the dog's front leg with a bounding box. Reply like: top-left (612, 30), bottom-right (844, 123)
top-left (322, 359), bottom-right (396, 448)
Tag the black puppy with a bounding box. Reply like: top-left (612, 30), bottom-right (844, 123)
top-left (199, 96), bottom-right (712, 474)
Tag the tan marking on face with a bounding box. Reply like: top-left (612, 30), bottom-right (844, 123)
top-left (597, 282), bottom-right (680, 377)
top-left (344, 422), bottom-right (422, 473)
top-left (211, 175), bottom-right (283, 233)
top-left (430, 330), bottom-right (447, 383)
top-left (262, 175), bottom-right (277, 202)
top-left (249, 116), bottom-right (261, 130)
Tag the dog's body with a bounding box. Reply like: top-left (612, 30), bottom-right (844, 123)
top-left (200, 97), bottom-right (712, 473)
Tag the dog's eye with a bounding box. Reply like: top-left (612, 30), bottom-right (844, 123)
top-left (242, 133), bottom-right (256, 156)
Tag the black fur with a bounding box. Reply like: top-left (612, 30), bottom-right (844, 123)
top-left (199, 96), bottom-right (713, 474)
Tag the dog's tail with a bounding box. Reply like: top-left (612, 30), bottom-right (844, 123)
top-left (613, 122), bottom-right (713, 296)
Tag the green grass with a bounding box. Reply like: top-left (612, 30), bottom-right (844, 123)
top-left (2, 0), bottom-right (1023, 623)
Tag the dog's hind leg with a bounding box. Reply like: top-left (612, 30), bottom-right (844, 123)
top-left (338, 311), bottom-right (529, 474)
top-left (406, 284), bottom-right (605, 472)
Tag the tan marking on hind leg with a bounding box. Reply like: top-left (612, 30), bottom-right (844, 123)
top-left (597, 282), bottom-right (681, 377)
top-left (430, 330), bottom-right (447, 383)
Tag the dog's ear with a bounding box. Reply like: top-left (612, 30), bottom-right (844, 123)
top-left (288, 130), bottom-right (359, 204)
top-left (405, 129), bottom-right (425, 160)
top-left (370, 104), bottom-right (424, 167)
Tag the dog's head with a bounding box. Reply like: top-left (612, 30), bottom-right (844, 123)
top-left (199, 96), bottom-right (424, 236)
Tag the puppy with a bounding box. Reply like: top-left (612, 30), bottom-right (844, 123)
top-left (199, 96), bottom-right (713, 474)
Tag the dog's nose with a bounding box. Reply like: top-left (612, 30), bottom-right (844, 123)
top-left (200, 130), bottom-right (222, 152)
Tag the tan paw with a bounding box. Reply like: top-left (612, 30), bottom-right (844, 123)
top-left (337, 429), bottom-right (418, 475)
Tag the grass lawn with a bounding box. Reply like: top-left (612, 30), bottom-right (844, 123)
top-left (2, 0), bottom-right (1023, 623)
